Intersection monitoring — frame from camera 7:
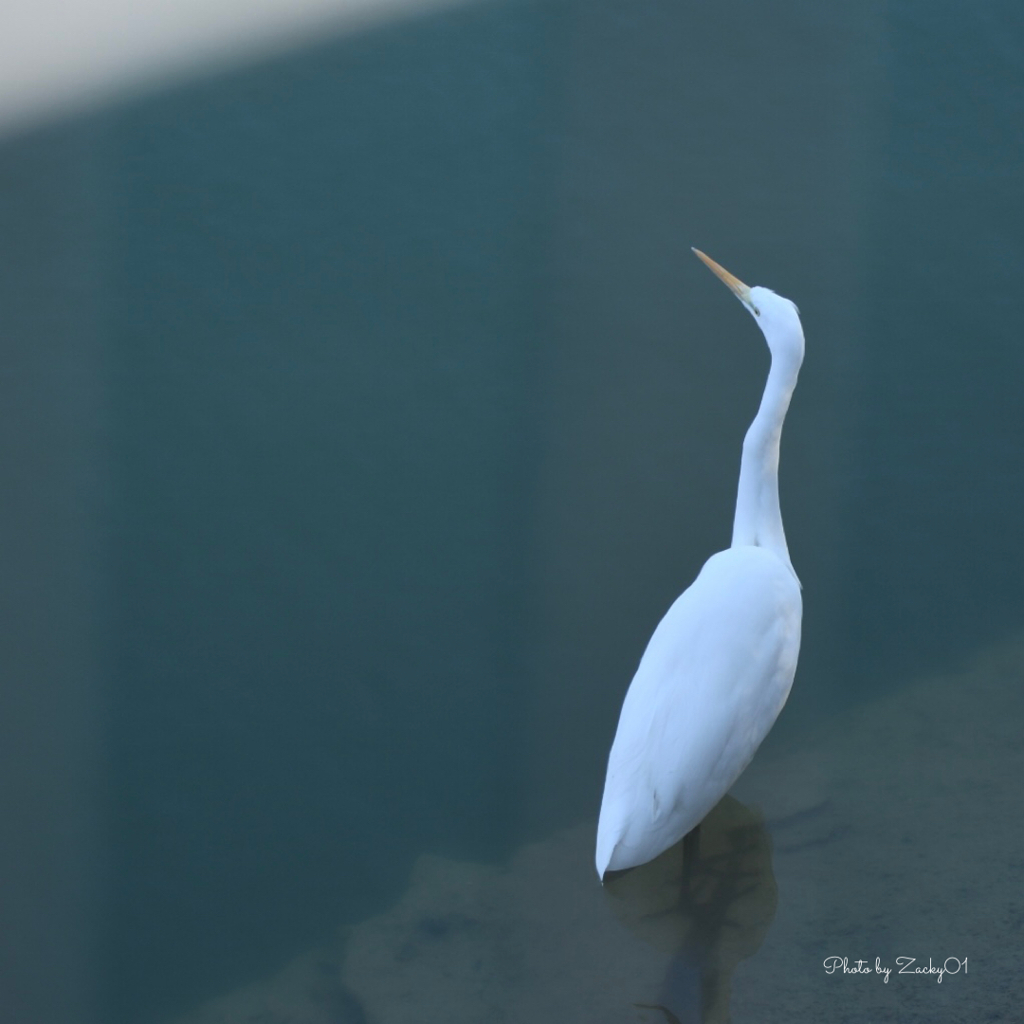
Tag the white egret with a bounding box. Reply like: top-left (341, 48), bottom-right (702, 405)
top-left (595, 249), bottom-right (805, 879)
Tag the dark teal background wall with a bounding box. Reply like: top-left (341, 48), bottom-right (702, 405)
top-left (107, 9), bottom-right (559, 1016)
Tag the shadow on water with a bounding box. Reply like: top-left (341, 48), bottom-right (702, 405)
top-left (173, 795), bottom-right (777, 1023)
top-left (604, 796), bottom-right (777, 1024)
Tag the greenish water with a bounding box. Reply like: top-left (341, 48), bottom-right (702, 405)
top-left (0, 0), bottom-right (1022, 1021)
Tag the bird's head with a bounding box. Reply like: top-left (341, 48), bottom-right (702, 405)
top-left (693, 249), bottom-right (805, 366)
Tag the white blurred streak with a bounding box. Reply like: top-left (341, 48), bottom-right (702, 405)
top-left (0, 0), bottom-right (471, 136)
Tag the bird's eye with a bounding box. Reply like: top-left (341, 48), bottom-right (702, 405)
top-left (753, 305), bottom-right (761, 316)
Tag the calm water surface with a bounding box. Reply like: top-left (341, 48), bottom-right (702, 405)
top-left (1, 1), bottom-right (1022, 1021)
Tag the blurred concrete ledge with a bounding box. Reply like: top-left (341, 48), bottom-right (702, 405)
top-left (0, 0), bottom-right (470, 137)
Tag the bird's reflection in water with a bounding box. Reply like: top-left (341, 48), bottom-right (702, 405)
top-left (602, 795), bottom-right (777, 1023)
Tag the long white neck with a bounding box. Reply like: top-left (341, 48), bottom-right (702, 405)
top-left (730, 347), bottom-right (802, 576)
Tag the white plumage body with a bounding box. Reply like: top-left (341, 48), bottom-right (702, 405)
top-left (595, 546), bottom-right (801, 875)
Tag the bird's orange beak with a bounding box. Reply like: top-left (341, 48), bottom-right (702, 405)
top-left (692, 249), bottom-right (753, 306)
